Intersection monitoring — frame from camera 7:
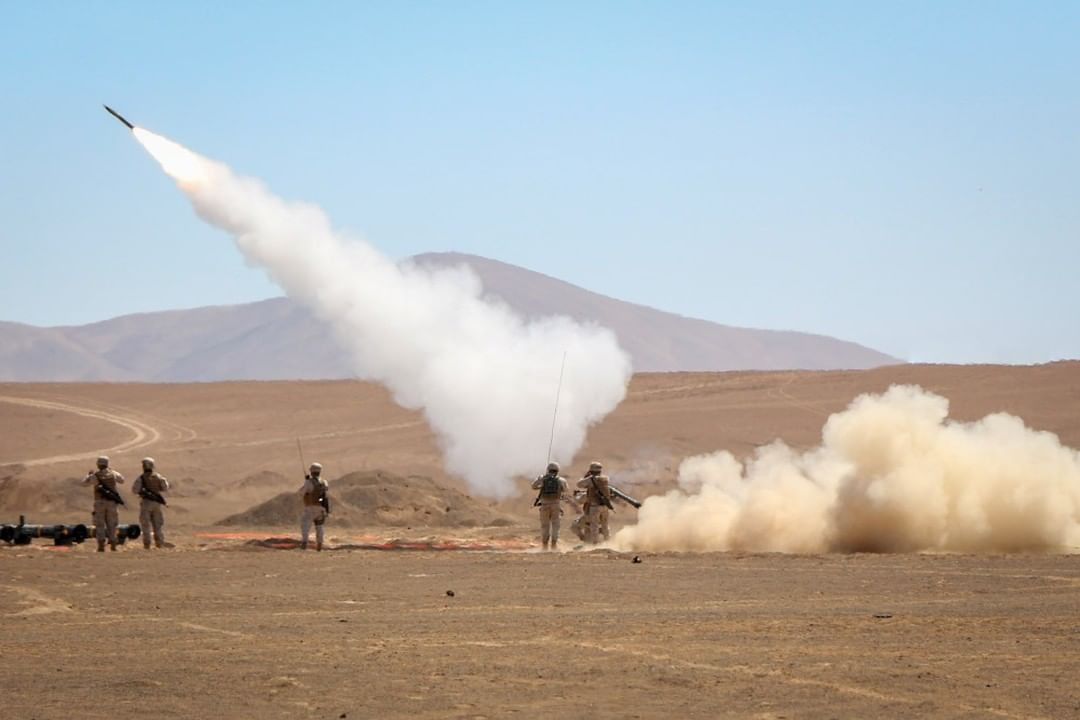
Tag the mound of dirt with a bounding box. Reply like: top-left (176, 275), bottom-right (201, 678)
top-left (216, 470), bottom-right (516, 528)
top-left (0, 473), bottom-right (92, 516)
top-left (235, 470), bottom-right (291, 490)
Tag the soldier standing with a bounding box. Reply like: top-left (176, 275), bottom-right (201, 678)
top-left (300, 462), bottom-right (330, 551)
top-left (132, 457), bottom-right (169, 549)
top-left (82, 455), bottom-right (125, 552)
top-left (531, 461), bottom-right (569, 550)
top-left (577, 461), bottom-right (614, 544)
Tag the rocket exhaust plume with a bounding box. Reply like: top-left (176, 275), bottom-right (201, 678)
top-left (613, 385), bottom-right (1080, 553)
top-left (123, 121), bottom-right (631, 498)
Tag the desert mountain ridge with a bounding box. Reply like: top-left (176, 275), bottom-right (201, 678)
top-left (0, 252), bottom-right (899, 381)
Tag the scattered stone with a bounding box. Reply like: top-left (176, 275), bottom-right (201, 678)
top-left (446, 590), bottom-right (455, 597)
top-left (873, 613), bottom-right (893, 619)
top-left (632, 555), bottom-right (642, 564)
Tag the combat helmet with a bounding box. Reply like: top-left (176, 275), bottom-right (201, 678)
top-left (96, 456), bottom-right (109, 469)
top-left (141, 457), bottom-right (155, 471)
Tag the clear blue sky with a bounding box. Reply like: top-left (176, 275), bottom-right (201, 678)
top-left (2, 1), bottom-right (1077, 363)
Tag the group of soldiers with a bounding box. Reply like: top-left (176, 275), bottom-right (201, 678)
top-left (79, 454), bottom-right (626, 553)
top-left (531, 460), bottom-right (631, 550)
top-left (82, 455), bottom-right (169, 551)
top-left (81, 455), bottom-right (332, 553)
top-left (293, 460), bottom-right (626, 553)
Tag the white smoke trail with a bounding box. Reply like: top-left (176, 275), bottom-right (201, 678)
top-left (132, 128), bottom-right (631, 497)
top-left (613, 385), bottom-right (1080, 553)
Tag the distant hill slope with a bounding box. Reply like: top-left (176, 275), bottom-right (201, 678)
top-left (0, 252), bottom-right (898, 381)
top-left (413, 253), bottom-right (898, 372)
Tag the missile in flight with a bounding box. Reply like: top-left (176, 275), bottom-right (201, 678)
top-left (103, 104), bottom-right (134, 130)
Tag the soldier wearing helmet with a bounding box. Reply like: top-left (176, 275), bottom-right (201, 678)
top-left (530, 461), bottom-right (570, 550)
top-left (81, 455), bottom-right (125, 552)
top-left (132, 457), bottom-right (170, 549)
top-left (300, 462), bottom-right (330, 551)
top-left (577, 461), bottom-right (613, 544)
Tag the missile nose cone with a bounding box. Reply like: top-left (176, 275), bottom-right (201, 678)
top-left (103, 104), bottom-right (135, 130)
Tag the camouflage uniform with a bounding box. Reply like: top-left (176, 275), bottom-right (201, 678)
top-left (576, 462), bottom-right (613, 544)
top-left (531, 462), bottom-right (569, 550)
top-left (132, 459), bottom-right (169, 549)
top-left (300, 464), bottom-right (329, 551)
top-left (569, 491), bottom-right (589, 542)
top-left (83, 457), bottom-right (125, 552)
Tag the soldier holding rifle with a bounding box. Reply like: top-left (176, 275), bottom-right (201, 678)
top-left (132, 457), bottom-right (169, 549)
top-left (82, 455), bottom-right (125, 552)
top-left (577, 461), bottom-right (614, 544)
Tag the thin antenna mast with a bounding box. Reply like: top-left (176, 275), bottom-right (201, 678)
top-left (546, 351), bottom-right (568, 463)
top-left (296, 438), bottom-right (307, 477)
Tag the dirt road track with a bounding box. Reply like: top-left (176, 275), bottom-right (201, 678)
top-left (0, 395), bottom-right (161, 466)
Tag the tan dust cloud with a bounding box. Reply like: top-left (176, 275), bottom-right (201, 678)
top-left (613, 385), bottom-right (1080, 553)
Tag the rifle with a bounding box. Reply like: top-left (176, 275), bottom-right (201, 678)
top-left (95, 480), bottom-right (125, 506)
top-left (137, 477), bottom-right (167, 506)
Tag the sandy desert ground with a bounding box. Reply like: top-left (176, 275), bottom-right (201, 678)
top-left (2, 363), bottom-right (1079, 718)
top-left (2, 544), bottom-right (1078, 719)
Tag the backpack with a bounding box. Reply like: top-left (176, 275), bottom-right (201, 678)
top-left (540, 473), bottom-right (561, 497)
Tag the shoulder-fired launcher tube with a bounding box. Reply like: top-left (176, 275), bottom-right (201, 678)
top-left (1, 523), bottom-right (90, 545)
top-left (610, 486), bottom-right (642, 509)
top-left (84, 524), bottom-right (141, 543)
